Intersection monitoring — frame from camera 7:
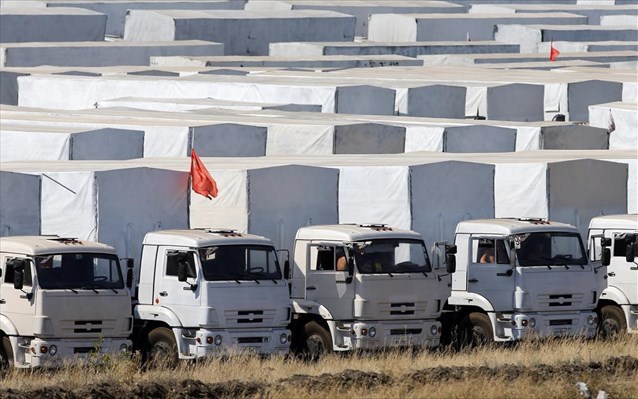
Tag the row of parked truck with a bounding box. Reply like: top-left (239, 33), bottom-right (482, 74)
top-left (1, 214), bottom-right (636, 369)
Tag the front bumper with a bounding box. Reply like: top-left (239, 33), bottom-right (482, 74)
top-left (11, 336), bottom-right (131, 368)
top-left (179, 327), bottom-right (290, 358)
top-left (508, 311), bottom-right (597, 340)
top-left (332, 320), bottom-right (441, 350)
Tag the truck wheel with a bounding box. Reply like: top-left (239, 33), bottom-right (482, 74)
top-left (460, 313), bottom-right (493, 348)
top-left (599, 305), bottom-right (627, 339)
top-left (304, 321), bottom-right (332, 361)
top-left (1, 336), bottom-right (13, 371)
top-left (146, 327), bottom-right (178, 368)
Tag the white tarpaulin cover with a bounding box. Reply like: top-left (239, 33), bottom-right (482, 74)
top-left (0, 163), bottom-right (189, 263)
top-left (494, 158), bottom-right (627, 238)
top-left (0, 8), bottom-right (106, 43)
top-left (0, 171), bottom-right (40, 236)
top-left (0, 40), bottom-right (224, 67)
top-left (589, 102), bottom-right (637, 150)
top-left (368, 12), bottom-right (588, 42)
top-left (123, 9), bottom-right (356, 56)
top-left (335, 160), bottom-right (495, 247)
top-left (0, 124), bottom-right (144, 161)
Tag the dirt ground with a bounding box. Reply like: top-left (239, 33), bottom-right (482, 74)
top-left (1, 356), bottom-right (636, 399)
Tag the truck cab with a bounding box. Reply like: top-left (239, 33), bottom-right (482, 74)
top-left (446, 218), bottom-right (598, 346)
top-left (0, 236), bottom-right (132, 369)
top-left (289, 224), bottom-right (450, 358)
top-left (132, 229), bottom-right (290, 363)
top-left (588, 214), bottom-right (638, 336)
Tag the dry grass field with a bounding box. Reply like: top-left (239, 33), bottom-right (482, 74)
top-left (1, 335), bottom-right (637, 398)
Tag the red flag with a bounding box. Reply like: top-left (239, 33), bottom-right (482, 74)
top-left (190, 149), bottom-right (218, 199)
top-left (549, 40), bottom-right (560, 61)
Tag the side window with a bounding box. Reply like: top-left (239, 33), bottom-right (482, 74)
top-left (495, 240), bottom-right (510, 265)
top-left (613, 234), bottom-right (628, 257)
top-left (310, 245), bottom-right (346, 272)
top-left (166, 252), bottom-right (196, 278)
top-left (4, 258), bottom-right (33, 286)
top-left (473, 239), bottom-right (509, 265)
top-left (315, 247), bottom-right (335, 271)
top-left (474, 239), bottom-right (495, 264)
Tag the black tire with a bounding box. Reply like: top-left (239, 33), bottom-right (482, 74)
top-left (599, 305), bottom-right (627, 339)
top-left (1, 336), bottom-right (13, 371)
top-left (303, 321), bottom-right (332, 361)
top-left (459, 312), bottom-right (494, 349)
top-left (146, 327), bottom-right (178, 368)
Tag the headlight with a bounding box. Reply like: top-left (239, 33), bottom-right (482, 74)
top-left (522, 319), bottom-right (528, 327)
top-left (49, 345), bottom-right (58, 356)
top-left (368, 327), bottom-right (376, 338)
top-left (119, 343), bottom-right (129, 353)
top-left (214, 335), bottom-right (223, 346)
top-left (430, 325), bottom-right (439, 336)
top-left (529, 318), bottom-right (536, 328)
top-left (206, 336), bottom-right (213, 345)
top-left (279, 333), bottom-right (288, 344)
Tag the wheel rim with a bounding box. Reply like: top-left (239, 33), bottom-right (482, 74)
top-left (602, 318), bottom-right (621, 338)
top-left (471, 326), bottom-right (489, 347)
top-left (150, 341), bottom-right (174, 364)
top-left (306, 334), bottom-right (325, 359)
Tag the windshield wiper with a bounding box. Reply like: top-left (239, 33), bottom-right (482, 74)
top-left (68, 288), bottom-right (79, 294)
top-left (80, 285), bottom-right (99, 293)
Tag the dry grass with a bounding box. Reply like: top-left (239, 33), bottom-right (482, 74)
top-left (2, 335), bottom-right (637, 398)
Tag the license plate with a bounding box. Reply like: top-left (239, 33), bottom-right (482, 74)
top-left (553, 328), bottom-right (569, 336)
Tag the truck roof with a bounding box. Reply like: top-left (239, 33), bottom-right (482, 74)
top-left (588, 214), bottom-right (638, 230)
top-left (295, 224), bottom-right (423, 242)
top-left (455, 218), bottom-right (579, 235)
top-left (0, 236), bottom-right (117, 256)
top-left (143, 229), bottom-right (274, 248)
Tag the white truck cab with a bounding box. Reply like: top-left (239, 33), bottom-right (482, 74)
top-left (132, 229), bottom-right (290, 363)
top-left (288, 224), bottom-right (452, 358)
top-left (0, 236), bottom-right (132, 369)
top-left (444, 218), bottom-right (598, 346)
top-left (588, 214), bottom-right (638, 336)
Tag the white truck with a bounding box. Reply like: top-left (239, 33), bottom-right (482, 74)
top-left (131, 229), bottom-right (291, 363)
top-left (287, 224), bottom-right (453, 358)
top-left (588, 214), bottom-right (638, 336)
top-left (0, 236), bottom-right (132, 369)
top-left (442, 218), bottom-right (599, 346)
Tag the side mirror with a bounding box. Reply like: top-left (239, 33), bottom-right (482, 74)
top-left (446, 254), bottom-right (456, 274)
top-left (177, 260), bottom-right (188, 282)
top-left (602, 248), bottom-right (611, 267)
top-left (601, 237), bottom-right (612, 247)
top-left (283, 260), bottom-right (290, 280)
top-left (626, 243), bottom-right (637, 263)
top-left (445, 245), bottom-right (456, 274)
top-left (126, 258), bottom-right (134, 289)
top-left (12, 260), bottom-right (25, 290)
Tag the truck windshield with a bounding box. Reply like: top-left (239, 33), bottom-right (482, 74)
top-left (199, 245), bottom-right (282, 281)
top-left (515, 232), bottom-right (587, 267)
top-left (34, 253), bottom-right (124, 289)
top-left (353, 239), bottom-right (431, 274)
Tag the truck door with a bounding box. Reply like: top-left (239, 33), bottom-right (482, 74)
top-left (466, 237), bottom-right (514, 311)
top-left (1, 255), bottom-right (36, 332)
top-left (611, 232), bottom-right (637, 305)
top-left (154, 247), bottom-right (201, 326)
top-left (305, 243), bottom-right (355, 320)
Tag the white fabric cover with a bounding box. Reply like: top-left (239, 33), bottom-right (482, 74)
top-left (0, 171), bottom-right (40, 236)
top-left (495, 163), bottom-right (549, 219)
top-left (589, 102), bottom-right (637, 150)
top-left (1, 130), bottom-right (69, 161)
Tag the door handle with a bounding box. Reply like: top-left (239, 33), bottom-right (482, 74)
top-left (159, 291), bottom-right (168, 297)
top-left (0, 299), bottom-right (5, 304)
top-left (306, 286), bottom-right (316, 291)
top-left (468, 278), bottom-right (478, 283)
top-left (607, 272), bottom-right (616, 277)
